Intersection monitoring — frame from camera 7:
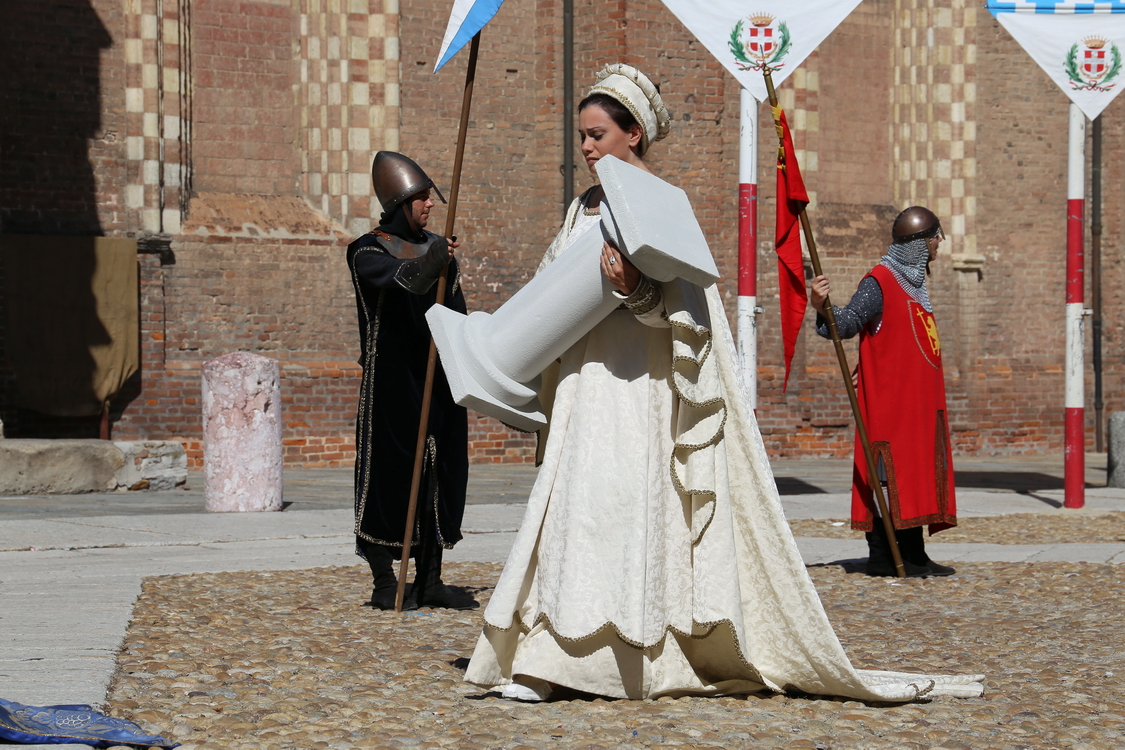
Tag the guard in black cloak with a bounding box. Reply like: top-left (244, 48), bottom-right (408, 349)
top-left (346, 151), bottom-right (476, 610)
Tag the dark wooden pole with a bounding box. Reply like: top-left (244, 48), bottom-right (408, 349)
top-left (562, 0), bottom-right (574, 211)
top-left (395, 32), bottom-right (482, 612)
top-left (762, 68), bottom-right (906, 578)
top-left (99, 402), bottom-right (110, 440)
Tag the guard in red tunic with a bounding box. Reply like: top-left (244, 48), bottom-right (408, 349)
top-left (810, 206), bottom-right (957, 578)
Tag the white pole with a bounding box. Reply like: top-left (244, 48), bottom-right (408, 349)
top-left (737, 87), bottom-right (759, 409)
top-left (1064, 102), bottom-right (1086, 509)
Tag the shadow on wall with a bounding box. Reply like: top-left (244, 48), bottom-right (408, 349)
top-left (0, 0), bottom-right (111, 234)
top-left (0, 1), bottom-right (132, 438)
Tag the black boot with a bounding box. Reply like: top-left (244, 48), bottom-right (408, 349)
top-left (864, 523), bottom-right (931, 578)
top-left (408, 546), bottom-right (479, 610)
top-left (896, 526), bottom-right (955, 577)
top-left (358, 540), bottom-right (417, 610)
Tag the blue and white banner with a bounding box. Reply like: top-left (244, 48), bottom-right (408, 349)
top-left (434, 0), bottom-right (504, 72)
top-left (989, 1), bottom-right (1125, 11)
top-left (659, 0), bottom-right (863, 102)
top-left (989, 1), bottom-right (1125, 119)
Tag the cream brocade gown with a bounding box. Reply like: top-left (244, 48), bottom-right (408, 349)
top-left (463, 198), bottom-right (984, 701)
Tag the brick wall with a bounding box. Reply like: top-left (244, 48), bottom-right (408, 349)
top-left (2, 0), bottom-right (1123, 466)
top-left (0, 0), bottom-right (126, 437)
top-left (191, 0), bottom-right (299, 196)
top-left (0, 0), bottom-right (124, 235)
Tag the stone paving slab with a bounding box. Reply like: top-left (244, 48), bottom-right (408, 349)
top-left (0, 510), bottom-right (352, 553)
top-left (781, 488), bottom-right (1125, 519)
top-left (9, 483), bottom-right (1124, 556)
top-left (937, 541), bottom-right (1125, 563)
top-left (459, 504), bottom-right (524, 534)
top-left (794, 537), bottom-right (1125, 565)
top-left (0, 464), bottom-right (540, 518)
top-left (0, 452), bottom-right (1112, 518)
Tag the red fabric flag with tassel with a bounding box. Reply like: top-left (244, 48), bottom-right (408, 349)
top-left (774, 107), bottom-right (809, 392)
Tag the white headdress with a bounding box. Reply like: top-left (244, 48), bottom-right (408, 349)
top-left (587, 63), bottom-right (672, 156)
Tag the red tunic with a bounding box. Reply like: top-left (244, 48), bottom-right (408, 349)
top-left (850, 265), bottom-right (956, 534)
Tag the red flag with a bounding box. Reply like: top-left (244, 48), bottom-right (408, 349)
top-left (774, 108), bottom-right (809, 392)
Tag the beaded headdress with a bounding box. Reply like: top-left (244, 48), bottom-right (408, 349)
top-left (587, 63), bottom-right (672, 156)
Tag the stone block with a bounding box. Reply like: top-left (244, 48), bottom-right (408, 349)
top-left (202, 352), bottom-right (283, 512)
top-left (0, 440), bottom-right (124, 494)
top-left (113, 441), bottom-right (188, 491)
top-left (1109, 412), bottom-right (1125, 488)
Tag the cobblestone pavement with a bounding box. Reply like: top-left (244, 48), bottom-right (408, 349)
top-left (105, 553), bottom-right (1124, 750)
top-left (787, 511), bottom-right (1125, 545)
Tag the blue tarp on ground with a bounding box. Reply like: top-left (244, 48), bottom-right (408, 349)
top-left (0, 698), bottom-right (178, 748)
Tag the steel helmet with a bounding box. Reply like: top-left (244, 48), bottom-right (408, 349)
top-left (371, 151), bottom-right (446, 215)
top-left (892, 206), bottom-right (942, 243)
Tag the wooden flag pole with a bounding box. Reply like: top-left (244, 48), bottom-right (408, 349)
top-left (762, 68), bottom-right (906, 578)
top-left (395, 32), bottom-right (482, 612)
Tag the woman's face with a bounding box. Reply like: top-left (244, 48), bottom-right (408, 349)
top-left (578, 104), bottom-right (643, 173)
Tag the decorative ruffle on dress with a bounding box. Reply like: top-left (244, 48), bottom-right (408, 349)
top-left (463, 193), bottom-right (984, 701)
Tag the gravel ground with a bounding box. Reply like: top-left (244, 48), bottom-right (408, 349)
top-left (104, 553), bottom-right (1124, 749)
top-left (787, 511), bottom-right (1125, 545)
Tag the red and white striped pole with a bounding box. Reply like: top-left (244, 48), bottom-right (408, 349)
top-left (737, 87), bottom-right (759, 407)
top-left (1064, 102), bottom-right (1086, 509)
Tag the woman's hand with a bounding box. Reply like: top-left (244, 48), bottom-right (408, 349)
top-left (600, 241), bottom-right (640, 295)
top-left (810, 274), bottom-right (830, 315)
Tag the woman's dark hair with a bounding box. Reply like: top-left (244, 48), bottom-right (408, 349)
top-left (577, 93), bottom-right (638, 133)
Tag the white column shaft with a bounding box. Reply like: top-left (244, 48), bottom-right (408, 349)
top-left (739, 88), bottom-right (758, 182)
top-left (1066, 303), bottom-right (1085, 410)
top-left (737, 296), bottom-right (758, 410)
top-left (486, 224), bottom-right (618, 383)
top-left (1068, 104), bottom-right (1085, 200)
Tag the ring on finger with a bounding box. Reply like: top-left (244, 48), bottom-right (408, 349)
top-left (609, 256), bottom-right (616, 265)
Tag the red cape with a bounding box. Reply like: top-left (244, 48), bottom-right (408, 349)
top-left (851, 265), bottom-right (957, 533)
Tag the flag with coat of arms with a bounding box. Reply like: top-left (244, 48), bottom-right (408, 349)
top-left (658, 0), bottom-right (860, 388)
top-left (657, 0), bottom-right (863, 103)
top-left (989, 1), bottom-right (1125, 119)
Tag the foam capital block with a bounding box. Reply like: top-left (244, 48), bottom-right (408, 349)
top-left (595, 155), bottom-right (718, 286)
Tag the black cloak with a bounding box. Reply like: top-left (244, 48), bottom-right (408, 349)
top-left (346, 226), bottom-right (468, 553)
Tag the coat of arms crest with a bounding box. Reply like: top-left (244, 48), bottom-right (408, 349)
top-left (729, 13), bottom-right (791, 73)
top-left (1065, 36), bottom-right (1122, 92)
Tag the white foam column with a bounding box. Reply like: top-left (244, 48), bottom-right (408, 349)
top-left (428, 156), bottom-right (719, 431)
top-left (476, 223), bottom-right (622, 385)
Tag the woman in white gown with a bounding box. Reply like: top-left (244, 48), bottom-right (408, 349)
top-left (463, 63), bottom-right (984, 702)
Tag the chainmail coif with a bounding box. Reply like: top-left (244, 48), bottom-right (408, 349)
top-left (879, 237), bottom-right (931, 312)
